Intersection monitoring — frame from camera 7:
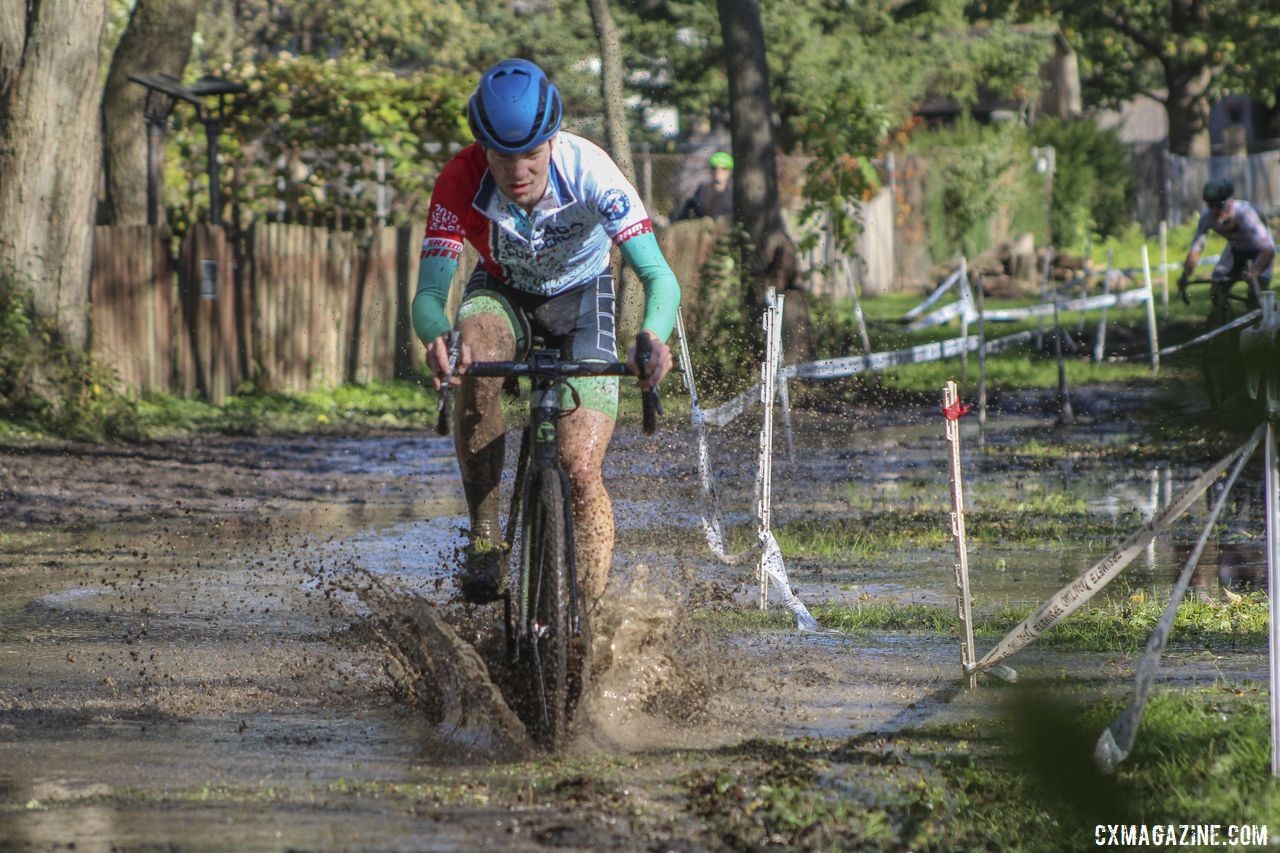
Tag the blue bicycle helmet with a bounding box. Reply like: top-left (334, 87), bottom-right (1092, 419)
top-left (467, 59), bottom-right (563, 154)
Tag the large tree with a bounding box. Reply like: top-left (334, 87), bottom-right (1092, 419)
top-left (587, 0), bottom-right (635, 182)
top-left (995, 0), bottom-right (1280, 155)
top-left (715, 0), bottom-right (813, 361)
top-left (0, 0), bottom-right (111, 351)
top-left (100, 0), bottom-right (200, 226)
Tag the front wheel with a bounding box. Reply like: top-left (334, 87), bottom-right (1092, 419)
top-left (518, 470), bottom-right (585, 749)
top-left (1200, 298), bottom-right (1246, 408)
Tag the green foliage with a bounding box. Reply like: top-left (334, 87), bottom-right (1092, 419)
top-left (0, 270), bottom-right (142, 441)
top-left (195, 0), bottom-right (508, 72)
top-left (1030, 117), bottom-right (1134, 250)
top-left (165, 55), bottom-right (471, 228)
top-left (990, 0), bottom-right (1280, 152)
top-left (794, 90), bottom-right (888, 259)
top-left (910, 119), bottom-right (1024, 261)
top-left (131, 380), bottom-right (435, 437)
top-left (681, 224), bottom-right (763, 396)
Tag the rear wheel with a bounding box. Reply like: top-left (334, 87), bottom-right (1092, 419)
top-left (519, 471), bottom-right (581, 749)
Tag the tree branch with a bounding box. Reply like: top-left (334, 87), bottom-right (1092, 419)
top-left (1093, 5), bottom-right (1166, 60)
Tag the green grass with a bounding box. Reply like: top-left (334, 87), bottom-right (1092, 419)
top-left (0, 375), bottom-right (690, 442)
top-left (745, 492), bottom-right (1133, 562)
top-left (806, 278), bottom-right (1214, 400)
top-left (675, 682), bottom-right (1279, 851)
top-left (699, 593), bottom-right (1268, 653)
top-left (133, 380), bottom-right (439, 437)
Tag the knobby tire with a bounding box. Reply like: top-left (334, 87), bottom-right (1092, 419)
top-left (1201, 298), bottom-right (1245, 408)
top-left (521, 471), bottom-right (578, 749)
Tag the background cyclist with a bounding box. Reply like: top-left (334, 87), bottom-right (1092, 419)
top-left (1177, 179), bottom-right (1275, 309)
top-left (412, 58), bottom-right (679, 607)
top-left (672, 150), bottom-right (734, 222)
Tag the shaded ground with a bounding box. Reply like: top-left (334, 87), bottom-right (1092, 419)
top-left (0, 386), bottom-right (1270, 850)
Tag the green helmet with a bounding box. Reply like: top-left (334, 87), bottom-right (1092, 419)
top-left (1202, 179), bottom-right (1234, 205)
top-left (708, 151), bottom-right (734, 170)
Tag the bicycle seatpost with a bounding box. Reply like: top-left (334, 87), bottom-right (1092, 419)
top-left (634, 333), bottom-right (662, 435)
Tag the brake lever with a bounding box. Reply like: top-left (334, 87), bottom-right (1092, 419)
top-left (436, 333), bottom-right (461, 436)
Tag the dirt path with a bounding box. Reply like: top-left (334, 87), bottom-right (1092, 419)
top-left (0, 396), bottom-right (1268, 850)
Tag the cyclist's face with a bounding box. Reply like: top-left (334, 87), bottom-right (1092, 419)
top-left (1210, 199), bottom-right (1233, 225)
top-left (485, 138), bottom-right (554, 212)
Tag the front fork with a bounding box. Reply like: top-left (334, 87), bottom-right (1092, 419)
top-left (510, 377), bottom-right (582, 662)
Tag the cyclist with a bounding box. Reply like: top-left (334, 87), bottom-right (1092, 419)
top-left (1177, 179), bottom-right (1275, 309)
top-left (672, 150), bottom-right (734, 221)
top-left (412, 59), bottom-right (679, 607)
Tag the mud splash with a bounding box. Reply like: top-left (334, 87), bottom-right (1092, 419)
top-left (320, 555), bottom-right (743, 758)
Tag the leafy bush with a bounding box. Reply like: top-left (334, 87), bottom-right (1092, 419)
top-left (682, 225), bottom-right (762, 396)
top-left (909, 119), bottom-right (1032, 263)
top-left (166, 55), bottom-right (472, 230)
top-left (1030, 117), bottom-right (1134, 250)
top-left (0, 270), bottom-right (141, 441)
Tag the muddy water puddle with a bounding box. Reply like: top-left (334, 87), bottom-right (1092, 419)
top-left (0, 403), bottom-right (1271, 849)
top-left (667, 408), bottom-right (1270, 613)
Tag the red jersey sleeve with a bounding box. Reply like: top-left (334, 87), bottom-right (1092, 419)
top-left (421, 145), bottom-right (488, 263)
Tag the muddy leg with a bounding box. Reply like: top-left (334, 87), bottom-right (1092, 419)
top-left (456, 313), bottom-right (516, 541)
top-left (557, 407), bottom-right (616, 608)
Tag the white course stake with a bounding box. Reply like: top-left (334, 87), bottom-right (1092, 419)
top-left (758, 289), bottom-right (783, 609)
top-left (944, 381), bottom-right (978, 686)
top-left (754, 289), bottom-right (818, 631)
top-left (959, 258), bottom-right (971, 382)
top-left (1159, 220), bottom-right (1169, 319)
top-left (1142, 244), bottom-right (1160, 374)
top-left (1268, 419), bottom-right (1280, 776)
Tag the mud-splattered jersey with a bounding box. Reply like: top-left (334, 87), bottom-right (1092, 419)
top-left (421, 132), bottom-right (654, 296)
top-left (1190, 200), bottom-right (1275, 255)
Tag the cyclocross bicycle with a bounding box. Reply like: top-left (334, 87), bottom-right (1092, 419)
top-left (437, 333), bottom-right (659, 749)
top-left (1181, 274), bottom-right (1263, 407)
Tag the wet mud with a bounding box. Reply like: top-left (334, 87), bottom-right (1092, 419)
top-left (0, 388), bottom-right (1270, 849)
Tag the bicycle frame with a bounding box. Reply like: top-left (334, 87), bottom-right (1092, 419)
top-left (514, 349), bottom-right (586, 655)
top-left (451, 340), bottom-right (656, 657)
top-left (433, 333), bottom-right (659, 746)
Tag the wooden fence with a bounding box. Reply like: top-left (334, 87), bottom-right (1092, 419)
top-left (90, 222), bottom-right (451, 402)
top-left (89, 216), bottom-right (862, 401)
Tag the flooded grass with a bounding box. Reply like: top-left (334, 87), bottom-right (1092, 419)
top-left (757, 496), bottom-right (1133, 562)
top-left (2, 348), bottom-right (1276, 849)
top-left (698, 594), bottom-right (1268, 653)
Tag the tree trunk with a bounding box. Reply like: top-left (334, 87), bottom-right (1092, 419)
top-left (1165, 64), bottom-right (1212, 156)
top-left (587, 0), bottom-right (648, 342)
top-left (100, 0), bottom-right (200, 226)
top-left (0, 9), bottom-right (24, 101)
top-left (586, 0), bottom-right (634, 183)
top-left (714, 0), bottom-right (810, 358)
top-left (0, 0), bottom-right (110, 352)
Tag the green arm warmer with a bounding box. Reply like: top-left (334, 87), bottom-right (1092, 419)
top-left (411, 254), bottom-right (459, 344)
top-left (619, 231), bottom-right (681, 342)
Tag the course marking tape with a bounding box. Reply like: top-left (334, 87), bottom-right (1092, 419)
top-left (1094, 425), bottom-right (1263, 773)
top-left (701, 330), bottom-right (1035, 427)
top-left (973, 438), bottom-right (1252, 672)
